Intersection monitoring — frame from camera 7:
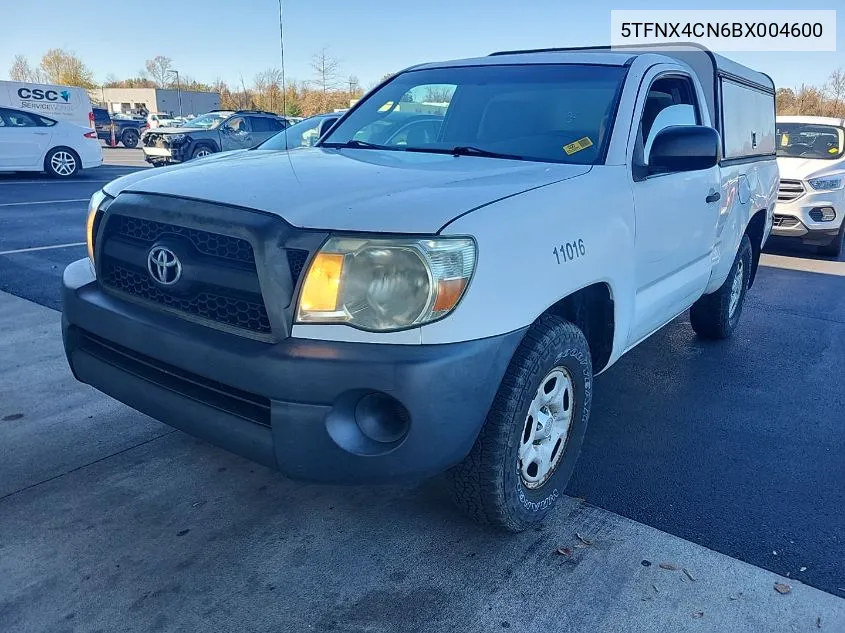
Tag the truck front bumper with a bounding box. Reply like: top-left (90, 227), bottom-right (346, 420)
top-left (62, 259), bottom-right (524, 484)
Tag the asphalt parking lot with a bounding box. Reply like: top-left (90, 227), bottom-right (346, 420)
top-left (1, 148), bottom-right (843, 631)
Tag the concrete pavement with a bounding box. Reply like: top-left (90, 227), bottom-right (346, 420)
top-left (0, 290), bottom-right (843, 633)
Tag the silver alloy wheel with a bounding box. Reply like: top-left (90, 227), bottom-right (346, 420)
top-left (729, 259), bottom-right (744, 317)
top-left (50, 151), bottom-right (76, 176)
top-left (519, 366), bottom-right (574, 489)
top-left (194, 148), bottom-right (212, 158)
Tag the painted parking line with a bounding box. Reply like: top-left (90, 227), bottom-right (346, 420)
top-left (0, 242), bottom-right (86, 256)
top-left (0, 180), bottom-right (115, 186)
top-left (0, 199), bottom-right (88, 208)
top-left (760, 253), bottom-right (845, 276)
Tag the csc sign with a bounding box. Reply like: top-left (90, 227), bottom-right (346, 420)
top-left (17, 88), bottom-right (70, 102)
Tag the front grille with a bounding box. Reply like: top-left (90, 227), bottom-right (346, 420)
top-left (78, 329), bottom-right (271, 427)
top-left (98, 213), bottom-right (272, 335)
top-left (101, 261), bottom-right (271, 332)
top-left (111, 215), bottom-right (255, 265)
top-left (287, 248), bottom-right (309, 285)
top-left (777, 179), bottom-right (805, 202)
top-left (773, 214), bottom-right (801, 228)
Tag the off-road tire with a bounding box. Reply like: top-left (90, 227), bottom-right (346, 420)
top-left (690, 234), bottom-right (753, 339)
top-left (448, 315), bottom-right (592, 532)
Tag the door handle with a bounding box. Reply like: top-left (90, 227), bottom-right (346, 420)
top-left (33, 131), bottom-right (49, 136)
top-left (706, 191), bottom-right (721, 203)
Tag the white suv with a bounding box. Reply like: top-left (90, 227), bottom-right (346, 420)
top-left (774, 116), bottom-right (845, 257)
top-left (63, 45), bottom-right (777, 530)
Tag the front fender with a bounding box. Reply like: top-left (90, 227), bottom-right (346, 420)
top-left (421, 167), bottom-right (635, 365)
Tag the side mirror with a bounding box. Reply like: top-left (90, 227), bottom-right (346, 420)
top-left (317, 117), bottom-right (339, 139)
top-left (647, 126), bottom-right (721, 175)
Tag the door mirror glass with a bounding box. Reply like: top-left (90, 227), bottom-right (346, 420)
top-left (643, 104), bottom-right (697, 163)
top-left (648, 126), bottom-right (721, 174)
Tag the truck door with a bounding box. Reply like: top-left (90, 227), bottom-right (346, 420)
top-left (247, 116), bottom-right (284, 146)
top-left (627, 72), bottom-right (721, 344)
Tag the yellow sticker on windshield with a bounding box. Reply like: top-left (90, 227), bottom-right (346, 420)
top-left (781, 134), bottom-right (790, 146)
top-left (830, 147), bottom-right (839, 154)
top-left (563, 137), bottom-right (593, 155)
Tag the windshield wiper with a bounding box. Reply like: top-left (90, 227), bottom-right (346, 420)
top-left (321, 139), bottom-right (395, 150)
top-left (405, 146), bottom-right (525, 161)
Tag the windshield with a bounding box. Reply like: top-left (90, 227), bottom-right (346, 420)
top-left (320, 64), bottom-right (626, 165)
top-left (182, 112), bottom-right (230, 129)
top-left (776, 122), bottom-right (845, 159)
top-left (257, 115), bottom-right (331, 150)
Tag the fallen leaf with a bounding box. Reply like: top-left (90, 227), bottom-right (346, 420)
top-left (800, 567), bottom-right (807, 572)
top-left (692, 611), bottom-right (704, 619)
top-left (652, 584), bottom-right (659, 593)
top-left (556, 546), bottom-right (573, 556)
top-left (2, 413), bottom-right (24, 422)
top-left (683, 568), bottom-right (697, 582)
top-left (641, 560), bottom-right (652, 567)
top-left (659, 563), bottom-right (679, 571)
top-left (729, 593), bottom-right (743, 600)
top-left (816, 616), bottom-right (822, 628)
top-left (774, 583), bottom-right (792, 595)
top-left (773, 550), bottom-right (778, 556)
top-left (575, 532), bottom-right (593, 546)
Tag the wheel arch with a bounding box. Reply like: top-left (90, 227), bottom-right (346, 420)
top-left (745, 209), bottom-right (767, 288)
top-left (541, 281), bottom-right (615, 373)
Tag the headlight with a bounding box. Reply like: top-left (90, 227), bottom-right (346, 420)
top-left (807, 177), bottom-right (844, 191)
top-left (167, 134), bottom-right (186, 144)
top-left (86, 189), bottom-right (111, 266)
top-left (297, 236), bottom-right (476, 331)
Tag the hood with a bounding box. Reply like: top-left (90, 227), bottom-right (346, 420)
top-left (103, 148), bottom-right (589, 233)
top-left (777, 156), bottom-right (845, 181)
top-left (144, 126), bottom-right (208, 135)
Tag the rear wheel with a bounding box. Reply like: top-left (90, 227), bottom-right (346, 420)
top-left (121, 129), bottom-right (139, 148)
top-left (690, 234), bottom-right (752, 339)
top-left (44, 147), bottom-right (80, 178)
top-left (448, 315), bottom-right (592, 532)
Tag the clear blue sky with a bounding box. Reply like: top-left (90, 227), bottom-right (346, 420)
top-left (1, 0), bottom-right (843, 91)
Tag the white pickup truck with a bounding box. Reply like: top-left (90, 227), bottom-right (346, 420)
top-left (63, 45), bottom-right (777, 531)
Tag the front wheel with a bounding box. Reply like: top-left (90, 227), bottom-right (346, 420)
top-left (818, 224), bottom-right (844, 258)
top-left (690, 234), bottom-right (752, 339)
top-left (448, 315), bottom-right (592, 532)
top-left (191, 145), bottom-right (214, 160)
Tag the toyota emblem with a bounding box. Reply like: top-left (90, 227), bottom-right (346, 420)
top-left (147, 246), bottom-right (182, 286)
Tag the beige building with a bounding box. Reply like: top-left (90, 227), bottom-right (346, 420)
top-left (93, 88), bottom-right (220, 117)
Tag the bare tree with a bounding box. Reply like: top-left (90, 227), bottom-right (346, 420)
top-left (794, 84), bottom-right (824, 115)
top-left (39, 49), bottom-right (95, 88)
top-left (254, 68), bottom-right (284, 112)
top-left (145, 56), bottom-right (174, 88)
top-left (424, 86), bottom-right (455, 103)
top-left (825, 68), bottom-right (845, 118)
top-left (310, 47), bottom-right (341, 110)
top-left (9, 54), bottom-right (45, 83)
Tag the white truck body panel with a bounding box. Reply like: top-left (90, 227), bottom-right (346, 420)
top-left (101, 47), bottom-right (777, 373)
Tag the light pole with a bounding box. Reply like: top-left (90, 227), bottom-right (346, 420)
top-left (167, 69), bottom-right (183, 118)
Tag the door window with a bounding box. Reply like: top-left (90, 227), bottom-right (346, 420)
top-left (248, 116), bottom-right (277, 132)
top-left (0, 109), bottom-right (43, 127)
top-left (638, 76), bottom-right (700, 165)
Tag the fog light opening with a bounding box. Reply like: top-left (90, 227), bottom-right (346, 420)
top-left (809, 207), bottom-right (836, 222)
top-left (354, 393), bottom-right (410, 444)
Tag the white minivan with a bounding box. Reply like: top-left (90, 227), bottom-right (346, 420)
top-left (774, 116), bottom-right (845, 256)
top-left (0, 80), bottom-right (95, 128)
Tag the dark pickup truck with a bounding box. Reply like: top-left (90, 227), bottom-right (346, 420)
top-left (93, 107), bottom-right (148, 148)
